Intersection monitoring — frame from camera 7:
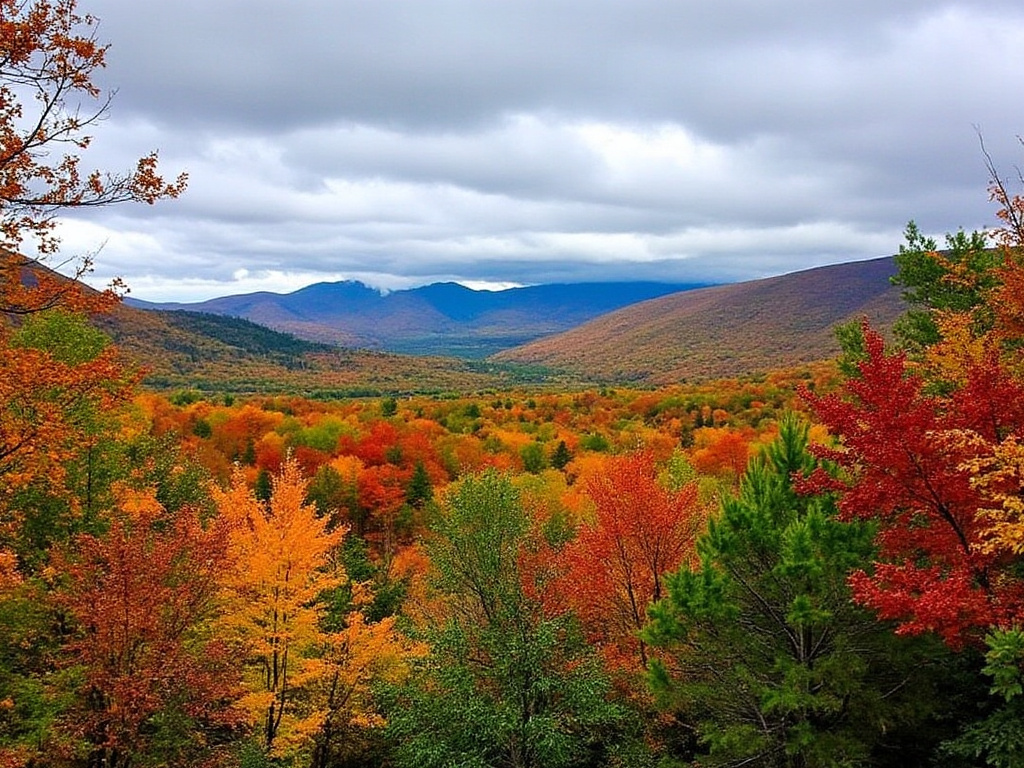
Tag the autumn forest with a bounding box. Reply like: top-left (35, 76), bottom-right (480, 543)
top-left (5, 3), bottom-right (1024, 768)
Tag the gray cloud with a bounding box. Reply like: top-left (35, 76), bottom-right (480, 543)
top-left (41, 0), bottom-right (1024, 300)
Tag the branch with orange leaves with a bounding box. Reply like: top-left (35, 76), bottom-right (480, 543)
top-left (1, 0), bottom-right (187, 258)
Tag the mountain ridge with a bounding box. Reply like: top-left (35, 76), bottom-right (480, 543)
top-left (108, 255), bottom-right (911, 389)
top-left (128, 280), bottom-right (708, 357)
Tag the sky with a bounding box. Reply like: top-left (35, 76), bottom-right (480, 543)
top-left (42, 0), bottom-right (1024, 302)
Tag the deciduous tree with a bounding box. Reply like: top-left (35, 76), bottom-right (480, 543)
top-left (213, 458), bottom-right (345, 760)
top-left (557, 451), bottom-right (704, 672)
top-left (55, 487), bottom-right (240, 768)
top-left (805, 327), bottom-right (1024, 647)
top-left (0, 0), bottom-right (183, 593)
top-left (382, 470), bottom-right (633, 768)
top-left (308, 597), bottom-right (424, 768)
top-left (1, 0), bottom-right (185, 270)
top-left (0, 309), bottom-right (134, 490)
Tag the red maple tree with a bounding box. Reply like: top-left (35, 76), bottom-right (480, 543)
top-left (804, 326), bottom-right (1024, 647)
top-left (555, 452), bottom-right (705, 671)
top-left (55, 488), bottom-right (240, 767)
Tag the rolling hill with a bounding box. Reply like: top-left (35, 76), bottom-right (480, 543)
top-left (129, 280), bottom-right (705, 358)
top-left (493, 256), bottom-right (907, 384)
top-left (94, 304), bottom-right (568, 396)
top-left (0, 255), bottom-right (573, 395)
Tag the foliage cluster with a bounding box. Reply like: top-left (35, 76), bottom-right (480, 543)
top-left (6, 5), bottom-right (1024, 766)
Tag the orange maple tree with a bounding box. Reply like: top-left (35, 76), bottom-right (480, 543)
top-left (0, 0), bottom-right (184, 574)
top-left (1, 0), bottom-right (186, 265)
top-left (689, 426), bottom-right (754, 488)
top-left (0, 308), bottom-right (139, 583)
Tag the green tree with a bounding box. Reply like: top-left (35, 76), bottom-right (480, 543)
top-left (0, 576), bottom-right (71, 763)
top-left (520, 441), bottom-right (547, 474)
top-left (3, 311), bottom-right (130, 561)
top-left (550, 440), bottom-right (572, 471)
top-left (306, 463), bottom-right (355, 526)
top-left (405, 460), bottom-right (433, 508)
top-left (935, 629), bottom-right (1024, 768)
top-left (252, 467), bottom-right (273, 503)
top-left (192, 418), bottom-right (212, 439)
top-left (891, 221), bottom-right (996, 351)
top-left (11, 309), bottom-right (111, 365)
top-left (646, 415), bottom-right (941, 767)
top-left (833, 317), bottom-right (870, 379)
top-left (382, 470), bottom-right (635, 768)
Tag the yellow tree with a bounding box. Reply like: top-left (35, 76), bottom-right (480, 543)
top-left (213, 458), bottom-right (345, 759)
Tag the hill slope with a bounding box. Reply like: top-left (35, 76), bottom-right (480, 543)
top-left (493, 257), bottom-right (907, 384)
top-left (130, 281), bottom-right (704, 357)
top-left (96, 305), bottom-right (564, 396)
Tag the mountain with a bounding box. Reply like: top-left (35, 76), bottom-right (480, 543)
top-left (96, 255), bottom-right (911, 391)
top-left (0, 255), bottom-right (565, 396)
top-left (493, 256), bottom-right (907, 384)
top-left (128, 280), bottom-right (706, 358)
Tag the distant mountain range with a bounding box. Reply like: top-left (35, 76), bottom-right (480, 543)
top-left (495, 256), bottom-right (907, 383)
top-left (111, 255), bottom-right (909, 390)
top-left (128, 281), bottom-right (706, 358)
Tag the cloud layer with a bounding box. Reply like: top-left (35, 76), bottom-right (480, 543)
top-left (45, 1), bottom-right (1024, 300)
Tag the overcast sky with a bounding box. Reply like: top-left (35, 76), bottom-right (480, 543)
top-left (46, 0), bottom-right (1024, 301)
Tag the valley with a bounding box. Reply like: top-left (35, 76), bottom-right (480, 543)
top-left (112, 255), bottom-right (904, 394)
top-left (4, 3), bottom-right (1022, 766)
top-left (129, 279), bottom-right (706, 358)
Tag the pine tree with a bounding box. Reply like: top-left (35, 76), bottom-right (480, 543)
top-left (550, 440), bottom-right (572, 470)
top-left (405, 460), bottom-right (433, 508)
top-left (646, 415), bottom-right (940, 767)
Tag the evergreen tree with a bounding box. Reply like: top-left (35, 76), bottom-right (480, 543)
top-left (646, 415), bottom-right (942, 767)
top-left (253, 467), bottom-right (273, 503)
top-left (550, 440), bottom-right (573, 470)
top-left (405, 460), bottom-right (433, 508)
top-left (891, 221), bottom-right (996, 352)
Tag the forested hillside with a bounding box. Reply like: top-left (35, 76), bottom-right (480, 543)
top-left (496, 256), bottom-right (907, 382)
top-left (105, 258), bottom-right (906, 391)
top-left (96, 302), bottom-right (569, 395)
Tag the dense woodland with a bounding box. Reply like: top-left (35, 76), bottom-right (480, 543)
top-left (6, 2), bottom-right (1024, 767)
top-left (8, 226), bottom-right (1024, 767)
